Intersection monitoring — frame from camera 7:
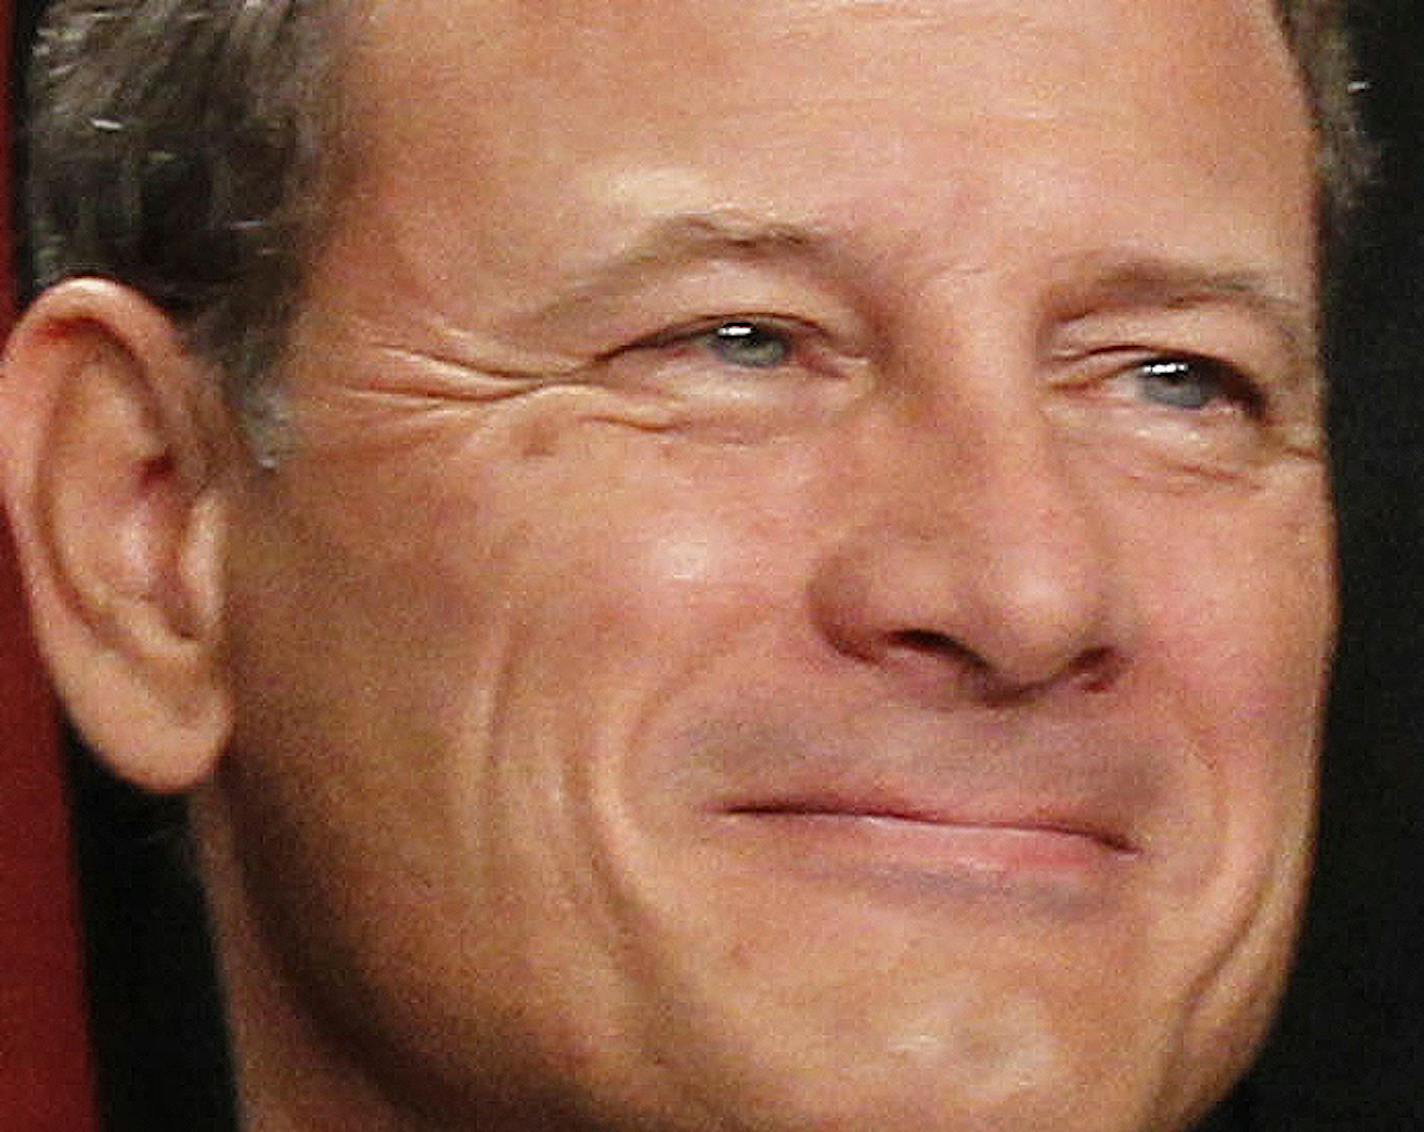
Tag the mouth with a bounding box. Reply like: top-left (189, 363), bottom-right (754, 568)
top-left (716, 797), bottom-right (1140, 905)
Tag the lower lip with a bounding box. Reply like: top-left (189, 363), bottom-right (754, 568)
top-left (722, 811), bottom-right (1134, 905)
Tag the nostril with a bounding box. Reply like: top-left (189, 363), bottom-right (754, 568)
top-left (882, 628), bottom-right (1000, 700)
top-left (1070, 646), bottom-right (1123, 693)
top-left (881, 630), bottom-right (1122, 706)
top-left (889, 627), bottom-right (968, 656)
top-left (886, 628), bottom-right (990, 671)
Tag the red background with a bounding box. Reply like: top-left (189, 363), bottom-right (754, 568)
top-left (0, 0), bottom-right (100, 1122)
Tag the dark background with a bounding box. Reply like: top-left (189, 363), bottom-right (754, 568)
top-left (1249, 2), bottom-right (1424, 1127)
top-left (12, 1), bottom-right (1423, 1128)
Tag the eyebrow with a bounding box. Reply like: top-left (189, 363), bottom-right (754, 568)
top-left (604, 211), bottom-right (832, 265)
top-left (533, 211), bottom-right (1319, 380)
top-left (1053, 255), bottom-right (1318, 377)
top-left (531, 210), bottom-right (838, 320)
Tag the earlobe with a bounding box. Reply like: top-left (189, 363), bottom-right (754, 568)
top-left (1, 280), bottom-right (232, 793)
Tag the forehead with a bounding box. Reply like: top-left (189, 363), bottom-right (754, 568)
top-left (330, 0), bottom-right (1313, 326)
top-left (348, 0), bottom-right (1304, 147)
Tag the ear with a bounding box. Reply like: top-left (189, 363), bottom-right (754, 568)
top-left (1, 279), bottom-right (232, 793)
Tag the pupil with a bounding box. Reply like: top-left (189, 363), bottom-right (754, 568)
top-left (712, 323), bottom-right (788, 368)
top-left (1142, 359), bottom-right (1212, 410)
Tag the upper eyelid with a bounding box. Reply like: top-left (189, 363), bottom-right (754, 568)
top-left (626, 314), bottom-right (810, 352)
top-left (1052, 306), bottom-right (1311, 395)
top-left (1103, 354), bottom-right (1277, 425)
top-left (1125, 354), bottom-right (1262, 395)
top-left (1046, 347), bottom-right (1294, 420)
top-left (1061, 345), bottom-right (1270, 386)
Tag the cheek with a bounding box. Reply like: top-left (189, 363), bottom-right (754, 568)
top-left (227, 416), bottom-right (825, 868)
top-left (1145, 484), bottom-right (1333, 768)
top-left (1109, 472), bottom-right (1332, 928)
top-left (258, 416), bottom-right (807, 678)
top-left (216, 422), bottom-right (829, 1109)
top-left (470, 435), bottom-right (819, 688)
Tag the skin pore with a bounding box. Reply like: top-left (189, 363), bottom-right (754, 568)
top-left (3, 1), bottom-right (1332, 1130)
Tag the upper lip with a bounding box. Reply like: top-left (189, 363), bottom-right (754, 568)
top-left (712, 774), bottom-right (1144, 854)
top-left (720, 793), bottom-right (1140, 855)
top-left (684, 706), bottom-right (1172, 863)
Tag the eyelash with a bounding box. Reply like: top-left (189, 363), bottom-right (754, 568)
top-left (625, 318), bottom-right (1270, 418)
top-left (631, 317), bottom-right (808, 366)
top-left (1115, 354), bottom-right (1268, 419)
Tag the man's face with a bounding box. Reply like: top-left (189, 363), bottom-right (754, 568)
top-left (210, 1), bottom-right (1331, 1128)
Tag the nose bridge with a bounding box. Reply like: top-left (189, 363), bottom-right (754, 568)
top-left (948, 396), bottom-right (1112, 669)
top-left (812, 306), bottom-right (1127, 695)
top-left (918, 337), bottom-right (1112, 619)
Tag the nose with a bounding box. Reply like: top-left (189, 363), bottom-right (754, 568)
top-left (808, 366), bottom-right (1132, 705)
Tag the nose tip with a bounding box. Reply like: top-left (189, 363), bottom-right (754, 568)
top-left (968, 526), bottom-right (1120, 688)
top-left (808, 438), bottom-right (1130, 705)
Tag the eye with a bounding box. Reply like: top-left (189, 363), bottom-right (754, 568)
top-left (1128, 356), bottom-right (1263, 416)
top-left (696, 321), bottom-right (793, 369)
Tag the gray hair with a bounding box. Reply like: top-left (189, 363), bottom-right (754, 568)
top-left (1277, 0), bottom-right (1373, 269)
top-left (24, 0), bottom-right (1371, 435)
top-left (24, 0), bottom-right (351, 437)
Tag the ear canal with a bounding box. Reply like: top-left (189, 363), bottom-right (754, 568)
top-left (2, 281), bottom-right (232, 793)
